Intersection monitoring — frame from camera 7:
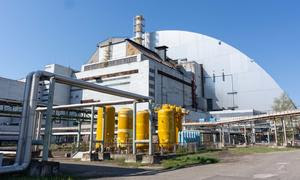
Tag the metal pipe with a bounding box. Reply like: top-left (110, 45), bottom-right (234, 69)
top-left (89, 106), bottom-right (95, 159)
top-left (14, 73), bottom-right (33, 165)
top-left (101, 106), bottom-right (106, 153)
top-left (36, 71), bottom-right (151, 101)
top-left (36, 100), bottom-right (135, 111)
top-left (0, 72), bottom-right (39, 173)
top-left (148, 100), bottom-right (153, 155)
top-left (42, 77), bottom-right (55, 161)
top-left (135, 140), bottom-right (149, 143)
top-left (0, 70), bottom-right (152, 173)
top-left (132, 101), bottom-right (137, 155)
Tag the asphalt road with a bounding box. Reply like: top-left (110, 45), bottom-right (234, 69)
top-left (60, 150), bottom-right (300, 180)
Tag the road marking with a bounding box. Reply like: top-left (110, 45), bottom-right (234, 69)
top-left (253, 173), bottom-right (277, 179)
top-left (276, 162), bottom-right (288, 171)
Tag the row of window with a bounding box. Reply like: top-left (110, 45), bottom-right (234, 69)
top-left (84, 56), bottom-right (137, 71)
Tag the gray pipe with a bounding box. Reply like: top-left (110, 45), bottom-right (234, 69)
top-left (1, 70), bottom-right (152, 174)
top-left (0, 72), bottom-right (39, 173)
top-left (14, 72), bottom-right (34, 165)
top-left (36, 71), bottom-right (151, 101)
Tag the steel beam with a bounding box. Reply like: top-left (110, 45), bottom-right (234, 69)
top-left (76, 121), bottom-right (81, 149)
top-left (42, 77), bottom-right (55, 161)
top-left (89, 106), bottom-right (95, 159)
top-left (101, 106), bottom-right (106, 153)
top-left (148, 101), bottom-right (153, 155)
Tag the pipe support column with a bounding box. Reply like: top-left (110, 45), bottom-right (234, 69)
top-left (42, 77), bottom-right (55, 161)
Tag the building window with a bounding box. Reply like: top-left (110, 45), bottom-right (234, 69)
top-left (149, 84), bottom-right (155, 89)
top-left (149, 68), bottom-right (155, 74)
top-left (149, 76), bottom-right (155, 81)
top-left (222, 72), bottom-right (225, 81)
top-left (149, 91), bottom-right (155, 97)
top-left (207, 99), bottom-right (213, 111)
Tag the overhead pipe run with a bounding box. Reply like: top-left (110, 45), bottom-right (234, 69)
top-left (0, 71), bottom-right (152, 174)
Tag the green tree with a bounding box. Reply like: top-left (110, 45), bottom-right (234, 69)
top-left (272, 93), bottom-right (296, 112)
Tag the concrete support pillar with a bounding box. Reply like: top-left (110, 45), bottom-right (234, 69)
top-left (244, 124), bottom-right (247, 145)
top-left (218, 127), bottom-right (222, 148)
top-left (101, 106), bottom-right (106, 153)
top-left (281, 118), bottom-right (287, 146)
top-left (89, 106), bottom-right (95, 158)
top-left (251, 122), bottom-right (256, 144)
top-left (148, 101), bottom-right (153, 155)
top-left (213, 133), bottom-right (216, 144)
top-left (267, 131), bottom-right (270, 144)
top-left (228, 125), bottom-right (231, 145)
top-left (42, 77), bottom-right (55, 161)
top-left (76, 121), bottom-right (81, 149)
top-left (291, 116), bottom-right (295, 146)
top-left (221, 126), bottom-right (225, 147)
top-left (132, 101), bottom-right (137, 155)
top-left (274, 121), bottom-right (278, 146)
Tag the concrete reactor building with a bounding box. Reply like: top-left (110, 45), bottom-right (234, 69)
top-left (0, 15), bottom-right (286, 124)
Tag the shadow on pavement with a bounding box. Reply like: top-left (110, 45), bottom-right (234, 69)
top-left (60, 162), bottom-right (161, 179)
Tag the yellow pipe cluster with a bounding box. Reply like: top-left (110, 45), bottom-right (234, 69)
top-left (157, 104), bottom-right (185, 150)
top-left (136, 110), bottom-right (149, 150)
top-left (96, 106), bottom-right (151, 150)
top-left (117, 108), bottom-right (133, 148)
top-left (96, 106), bottom-right (115, 149)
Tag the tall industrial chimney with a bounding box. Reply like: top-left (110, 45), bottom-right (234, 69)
top-left (134, 15), bottom-right (144, 45)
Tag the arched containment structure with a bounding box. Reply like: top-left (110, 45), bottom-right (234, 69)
top-left (148, 30), bottom-right (284, 112)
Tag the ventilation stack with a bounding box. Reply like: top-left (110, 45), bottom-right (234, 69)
top-left (134, 15), bottom-right (144, 45)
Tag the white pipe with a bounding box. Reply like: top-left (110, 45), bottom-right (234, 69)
top-left (0, 70), bottom-right (152, 174)
top-left (36, 100), bottom-right (135, 111)
top-left (14, 73), bottom-right (33, 165)
top-left (89, 106), bottom-right (95, 159)
top-left (37, 71), bottom-right (151, 101)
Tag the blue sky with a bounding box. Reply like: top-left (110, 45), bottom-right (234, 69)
top-left (0, 0), bottom-right (299, 106)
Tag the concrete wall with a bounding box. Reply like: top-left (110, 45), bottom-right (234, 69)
top-left (44, 64), bottom-right (73, 105)
top-left (0, 77), bottom-right (24, 101)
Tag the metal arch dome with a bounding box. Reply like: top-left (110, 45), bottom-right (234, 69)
top-left (148, 30), bottom-right (284, 111)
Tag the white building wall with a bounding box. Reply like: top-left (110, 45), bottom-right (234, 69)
top-left (75, 59), bottom-right (150, 111)
top-left (0, 77), bottom-right (24, 101)
top-left (44, 64), bottom-right (73, 105)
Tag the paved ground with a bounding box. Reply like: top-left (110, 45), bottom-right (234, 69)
top-left (60, 150), bottom-right (300, 180)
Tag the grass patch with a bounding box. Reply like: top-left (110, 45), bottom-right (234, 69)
top-left (161, 153), bottom-right (219, 169)
top-left (228, 146), bottom-right (295, 155)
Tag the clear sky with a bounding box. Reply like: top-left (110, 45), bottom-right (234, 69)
top-left (0, 0), bottom-right (299, 106)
